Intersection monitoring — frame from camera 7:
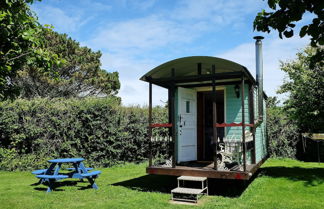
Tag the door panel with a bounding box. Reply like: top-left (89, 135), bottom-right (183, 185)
top-left (177, 87), bottom-right (197, 163)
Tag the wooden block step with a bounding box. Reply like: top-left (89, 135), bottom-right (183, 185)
top-left (177, 176), bottom-right (207, 182)
top-left (171, 187), bottom-right (204, 195)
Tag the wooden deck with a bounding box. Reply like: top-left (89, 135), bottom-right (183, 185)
top-left (147, 159), bottom-right (266, 180)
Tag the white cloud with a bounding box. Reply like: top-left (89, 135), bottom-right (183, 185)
top-left (130, 0), bottom-right (157, 10)
top-left (118, 78), bottom-right (168, 107)
top-left (33, 5), bottom-right (89, 33)
top-left (217, 35), bottom-right (309, 100)
top-left (88, 15), bottom-right (198, 53)
top-left (174, 0), bottom-right (265, 25)
top-left (100, 53), bottom-right (167, 106)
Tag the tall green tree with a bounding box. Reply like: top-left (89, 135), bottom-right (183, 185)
top-left (0, 0), bottom-right (61, 100)
top-left (278, 47), bottom-right (324, 133)
top-left (266, 97), bottom-right (299, 158)
top-left (254, 0), bottom-right (324, 66)
top-left (14, 30), bottom-right (120, 98)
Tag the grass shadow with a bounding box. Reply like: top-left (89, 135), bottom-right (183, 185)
top-left (112, 175), bottom-right (177, 193)
top-left (32, 180), bottom-right (94, 192)
top-left (112, 174), bottom-right (258, 197)
top-left (260, 166), bottom-right (324, 187)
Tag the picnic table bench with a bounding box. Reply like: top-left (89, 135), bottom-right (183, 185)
top-left (32, 158), bottom-right (101, 192)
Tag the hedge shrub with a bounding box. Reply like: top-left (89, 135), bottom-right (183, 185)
top-left (0, 97), bottom-right (169, 171)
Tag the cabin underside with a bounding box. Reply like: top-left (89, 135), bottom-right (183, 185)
top-left (147, 157), bottom-right (266, 180)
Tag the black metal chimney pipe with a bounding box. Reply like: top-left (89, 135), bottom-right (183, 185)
top-left (254, 36), bottom-right (264, 122)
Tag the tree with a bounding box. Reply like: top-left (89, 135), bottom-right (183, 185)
top-left (0, 0), bottom-right (61, 100)
top-left (254, 0), bottom-right (324, 66)
top-left (278, 47), bottom-right (324, 133)
top-left (266, 97), bottom-right (299, 158)
top-left (14, 30), bottom-right (120, 98)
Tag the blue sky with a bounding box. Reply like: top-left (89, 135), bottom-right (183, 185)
top-left (32, 0), bottom-right (309, 106)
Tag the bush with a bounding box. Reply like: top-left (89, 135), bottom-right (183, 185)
top-left (0, 97), bottom-right (169, 170)
top-left (266, 97), bottom-right (299, 158)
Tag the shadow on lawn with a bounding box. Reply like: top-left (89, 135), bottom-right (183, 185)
top-left (112, 174), bottom-right (258, 197)
top-left (32, 180), bottom-right (93, 191)
top-left (260, 166), bottom-right (324, 187)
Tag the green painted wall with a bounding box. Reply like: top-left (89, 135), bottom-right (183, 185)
top-left (225, 84), bottom-right (250, 139)
top-left (254, 88), bottom-right (267, 162)
top-left (225, 84), bottom-right (267, 164)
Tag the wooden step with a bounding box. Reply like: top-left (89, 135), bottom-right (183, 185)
top-left (171, 187), bottom-right (205, 195)
top-left (177, 176), bottom-right (207, 182)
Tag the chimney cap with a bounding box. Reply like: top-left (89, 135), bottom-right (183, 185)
top-left (253, 36), bottom-right (264, 40)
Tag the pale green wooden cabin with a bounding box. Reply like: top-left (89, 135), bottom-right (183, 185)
top-left (140, 37), bottom-right (267, 180)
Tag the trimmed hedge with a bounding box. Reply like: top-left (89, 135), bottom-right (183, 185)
top-left (0, 97), bottom-right (169, 171)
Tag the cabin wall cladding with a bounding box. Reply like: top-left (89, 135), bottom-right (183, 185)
top-left (225, 84), bottom-right (252, 164)
top-left (225, 84), bottom-right (267, 164)
top-left (254, 88), bottom-right (267, 162)
top-left (225, 84), bottom-right (250, 138)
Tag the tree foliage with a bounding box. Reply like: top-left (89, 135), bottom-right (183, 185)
top-left (254, 0), bottom-right (324, 66)
top-left (0, 0), bottom-right (61, 100)
top-left (13, 30), bottom-right (120, 98)
top-left (266, 97), bottom-right (299, 158)
top-left (278, 47), bottom-right (324, 133)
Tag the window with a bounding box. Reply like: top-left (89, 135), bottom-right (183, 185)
top-left (186, 100), bottom-right (190, 113)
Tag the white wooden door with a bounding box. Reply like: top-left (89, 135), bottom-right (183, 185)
top-left (177, 87), bottom-right (197, 163)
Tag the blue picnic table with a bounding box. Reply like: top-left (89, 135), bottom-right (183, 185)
top-left (32, 158), bottom-right (101, 192)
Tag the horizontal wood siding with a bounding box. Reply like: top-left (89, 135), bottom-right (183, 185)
top-left (254, 88), bottom-right (267, 163)
top-left (225, 84), bottom-right (250, 141)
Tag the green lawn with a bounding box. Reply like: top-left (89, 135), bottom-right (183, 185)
top-left (1, 158), bottom-right (324, 209)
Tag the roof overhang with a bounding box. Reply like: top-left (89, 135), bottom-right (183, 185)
top-left (140, 56), bottom-right (256, 88)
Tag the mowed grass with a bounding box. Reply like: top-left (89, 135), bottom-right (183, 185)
top-left (1, 158), bottom-right (324, 209)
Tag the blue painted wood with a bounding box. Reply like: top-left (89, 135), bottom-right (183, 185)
top-left (81, 171), bottom-right (101, 177)
top-left (48, 158), bottom-right (84, 163)
top-left (36, 174), bottom-right (69, 180)
top-left (32, 158), bottom-right (101, 192)
top-left (66, 167), bottom-right (93, 171)
top-left (54, 163), bottom-right (61, 175)
top-left (78, 162), bottom-right (88, 173)
top-left (45, 163), bottom-right (56, 175)
top-left (71, 173), bottom-right (83, 179)
top-left (32, 169), bottom-right (47, 175)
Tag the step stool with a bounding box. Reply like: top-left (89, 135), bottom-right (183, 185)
top-left (171, 176), bottom-right (208, 203)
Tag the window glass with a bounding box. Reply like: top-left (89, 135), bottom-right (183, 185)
top-left (186, 101), bottom-right (190, 113)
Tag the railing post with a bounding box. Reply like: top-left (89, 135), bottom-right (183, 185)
top-left (148, 82), bottom-right (153, 167)
top-left (249, 84), bottom-right (256, 164)
top-left (241, 76), bottom-right (247, 172)
top-left (171, 68), bottom-right (176, 168)
top-left (212, 65), bottom-right (218, 170)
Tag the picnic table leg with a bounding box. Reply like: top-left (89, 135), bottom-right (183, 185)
top-left (86, 177), bottom-right (98, 190)
top-left (78, 162), bottom-right (88, 181)
top-left (74, 162), bottom-right (84, 181)
top-left (45, 163), bottom-right (57, 175)
top-left (72, 163), bottom-right (80, 173)
top-left (54, 163), bottom-right (61, 175)
top-left (46, 179), bottom-right (55, 192)
top-left (79, 162), bottom-right (87, 173)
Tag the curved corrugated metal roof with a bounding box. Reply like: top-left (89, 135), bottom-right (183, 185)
top-left (140, 56), bottom-right (256, 83)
